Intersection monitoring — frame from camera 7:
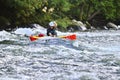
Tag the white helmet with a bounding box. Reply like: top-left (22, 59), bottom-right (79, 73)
top-left (49, 21), bottom-right (57, 27)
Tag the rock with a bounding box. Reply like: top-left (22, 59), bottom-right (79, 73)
top-left (67, 25), bottom-right (81, 32)
top-left (103, 26), bottom-right (108, 30)
top-left (85, 21), bottom-right (92, 29)
top-left (80, 26), bottom-right (87, 31)
top-left (72, 19), bottom-right (87, 31)
top-left (117, 25), bottom-right (120, 29)
top-left (107, 22), bottom-right (118, 29)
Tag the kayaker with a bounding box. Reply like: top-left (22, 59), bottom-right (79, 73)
top-left (47, 21), bottom-right (57, 37)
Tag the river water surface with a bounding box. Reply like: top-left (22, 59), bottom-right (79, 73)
top-left (0, 27), bottom-right (120, 80)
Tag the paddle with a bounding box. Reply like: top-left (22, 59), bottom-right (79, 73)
top-left (29, 34), bottom-right (76, 41)
top-left (59, 34), bottom-right (76, 40)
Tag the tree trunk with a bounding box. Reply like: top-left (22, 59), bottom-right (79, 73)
top-left (79, 3), bottom-right (84, 21)
top-left (87, 10), bottom-right (101, 21)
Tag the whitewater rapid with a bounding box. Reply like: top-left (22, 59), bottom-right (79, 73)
top-left (0, 25), bottom-right (120, 80)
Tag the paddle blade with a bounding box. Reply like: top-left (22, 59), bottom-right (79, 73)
top-left (29, 36), bottom-right (39, 41)
top-left (62, 34), bottom-right (76, 40)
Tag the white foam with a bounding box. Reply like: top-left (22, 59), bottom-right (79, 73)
top-left (14, 28), bottom-right (35, 36)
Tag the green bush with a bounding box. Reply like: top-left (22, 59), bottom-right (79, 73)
top-left (56, 17), bottom-right (72, 31)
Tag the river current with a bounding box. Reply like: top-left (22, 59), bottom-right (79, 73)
top-left (0, 26), bottom-right (120, 80)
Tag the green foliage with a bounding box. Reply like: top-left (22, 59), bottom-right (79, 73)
top-left (0, 0), bottom-right (120, 30)
top-left (48, 0), bottom-right (71, 12)
top-left (99, 0), bottom-right (116, 19)
top-left (56, 17), bottom-right (72, 31)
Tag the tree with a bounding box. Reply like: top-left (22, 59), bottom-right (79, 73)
top-left (0, 0), bottom-right (120, 30)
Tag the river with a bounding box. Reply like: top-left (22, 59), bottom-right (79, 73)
top-left (0, 26), bottom-right (120, 80)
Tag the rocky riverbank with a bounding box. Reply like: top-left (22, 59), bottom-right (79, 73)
top-left (0, 19), bottom-right (120, 32)
top-left (67, 20), bottom-right (120, 32)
